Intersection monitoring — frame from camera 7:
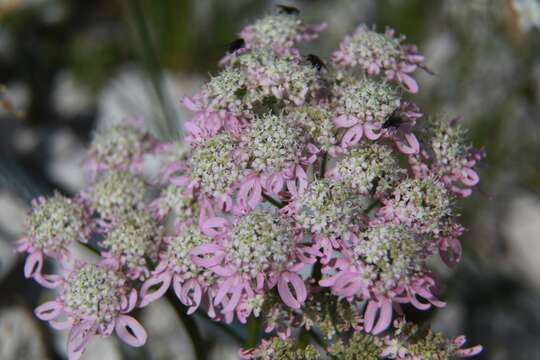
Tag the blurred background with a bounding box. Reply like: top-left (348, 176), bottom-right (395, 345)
top-left (1, 0), bottom-right (540, 359)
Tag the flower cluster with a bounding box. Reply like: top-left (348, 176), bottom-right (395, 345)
top-left (17, 8), bottom-right (484, 360)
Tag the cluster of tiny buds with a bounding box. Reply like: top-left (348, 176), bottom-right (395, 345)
top-left (17, 7), bottom-right (484, 360)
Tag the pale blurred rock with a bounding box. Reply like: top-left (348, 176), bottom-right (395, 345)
top-left (54, 329), bottom-right (122, 360)
top-left (209, 342), bottom-right (239, 360)
top-left (47, 129), bottom-right (86, 192)
top-left (97, 67), bottom-right (202, 139)
top-left (0, 305), bottom-right (48, 360)
top-left (0, 191), bottom-right (27, 237)
top-left (503, 192), bottom-right (540, 288)
top-left (53, 71), bottom-right (93, 118)
top-left (142, 298), bottom-right (196, 360)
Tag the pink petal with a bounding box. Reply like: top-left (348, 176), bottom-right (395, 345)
top-left (172, 274), bottom-right (184, 302)
top-left (201, 217), bottom-right (228, 238)
top-left (341, 124), bottom-right (363, 148)
top-left (115, 315), bottom-right (147, 347)
top-left (68, 320), bottom-right (97, 358)
top-left (238, 177), bottom-right (262, 209)
top-left (190, 244), bottom-right (224, 267)
top-left (222, 283), bottom-right (242, 313)
top-left (364, 300), bottom-right (378, 333)
top-left (140, 272), bottom-right (172, 307)
top-left (371, 299), bottom-right (392, 334)
top-left (180, 279), bottom-right (202, 314)
top-left (397, 72), bottom-right (419, 93)
top-left (364, 123), bottom-right (382, 140)
top-left (334, 114), bottom-right (358, 128)
top-left (35, 274), bottom-right (62, 288)
top-left (455, 345), bottom-right (483, 357)
top-left (277, 272), bottom-right (306, 309)
top-left (24, 251), bottom-right (43, 278)
top-left (35, 301), bottom-right (62, 321)
top-left (462, 168), bottom-right (480, 186)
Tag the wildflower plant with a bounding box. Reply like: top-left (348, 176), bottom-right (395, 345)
top-left (17, 7), bottom-right (485, 360)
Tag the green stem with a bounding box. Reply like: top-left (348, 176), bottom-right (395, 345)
top-left (319, 152), bottom-right (328, 179)
top-left (244, 315), bottom-right (261, 348)
top-left (364, 199), bottom-right (381, 214)
top-left (262, 193), bottom-right (285, 208)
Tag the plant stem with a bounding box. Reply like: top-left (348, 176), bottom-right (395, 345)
top-left (319, 152), bottom-right (328, 179)
top-left (244, 315), bottom-right (261, 348)
top-left (262, 193), bottom-right (285, 208)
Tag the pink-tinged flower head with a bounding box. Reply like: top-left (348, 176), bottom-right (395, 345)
top-left (149, 184), bottom-right (198, 224)
top-left (239, 13), bottom-right (326, 55)
top-left (193, 208), bottom-right (308, 314)
top-left (381, 320), bottom-right (482, 359)
top-left (244, 112), bottom-right (306, 173)
top-left (290, 104), bottom-right (339, 153)
top-left (352, 223), bottom-right (430, 292)
top-left (411, 116), bottom-right (485, 197)
top-left (233, 49), bottom-right (320, 106)
top-left (17, 194), bottom-right (90, 283)
top-left (332, 76), bottom-right (402, 149)
top-left (294, 178), bottom-right (365, 240)
top-left (333, 25), bottom-right (426, 93)
top-left (379, 176), bottom-right (453, 234)
top-left (83, 170), bottom-right (147, 221)
top-left (140, 225), bottom-right (218, 314)
top-left (189, 134), bottom-right (243, 201)
top-left (332, 142), bottom-right (404, 196)
top-left (100, 209), bottom-right (162, 280)
top-left (34, 261), bottom-right (146, 360)
top-left (85, 122), bottom-right (155, 179)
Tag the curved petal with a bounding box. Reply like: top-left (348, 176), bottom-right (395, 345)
top-left (455, 345), bottom-right (483, 357)
top-left (190, 244), bottom-right (225, 267)
top-left (201, 217), bottom-right (229, 238)
top-left (24, 251), bottom-right (43, 278)
top-left (363, 300), bottom-right (378, 333)
top-left (334, 114), bottom-right (358, 128)
top-left (35, 301), bottom-right (62, 321)
top-left (277, 273), bottom-right (306, 309)
top-left (461, 168), bottom-right (479, 186)
top-left (371, 299), bottom-right (392, 334)
top-left (181, 279), bottom-right (202, 314)
top-left (140, 272), bottom-right (172, 307)
top-left (238, 178), bottom-right (262, 209)
top-left (115, 315), bottom-right (147, 347)
top-left (341, 124), bottom-right (363, 148)
top-left (68, 320), bottom-right (97, 359)
top-left (35, 274), bottom-right (62, 289)
top-left (172, 274), bottom-right (185, 303)
top-left (397, 72), bottom-right (419, 94)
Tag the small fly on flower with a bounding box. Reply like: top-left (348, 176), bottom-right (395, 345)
top-left (227, 38), bottom-right (245, 54)
top-left (276, 4), bottom-right (300, 15)
top-left (382, 108), bottom-right (403, 128)
top-left (306, 54), bottom-right (327, 71)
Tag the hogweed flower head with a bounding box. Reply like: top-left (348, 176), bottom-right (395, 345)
top-left (238, 12), bottom-right (326, 55)
top-left (85, 120), bottom-right (155, 179)
top-left (333, 25), bottom-right (426, 93)
top-left (84, 170), bottom-right (147, 222)
top-left (16, 193), bottom-right (90, 284)
top-left (101, 209), bottom-right (162, 280)
top-left (34, 261), bottom-right (146, 360)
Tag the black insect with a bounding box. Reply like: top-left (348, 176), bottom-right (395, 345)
top-left (306, 54), bottom-right (327, 71)
top-left (227, 38), bottom-right (245, 54)
top-left (276, 4), bottom-right (300, 15)
top-left (382, 109), bottom-right (403, 129)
